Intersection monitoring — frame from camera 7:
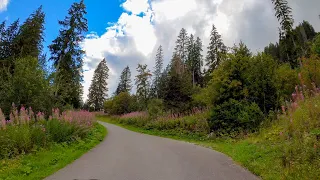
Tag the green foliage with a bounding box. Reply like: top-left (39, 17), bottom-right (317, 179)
top-left (147, 99), bottom-right (164, 119)
top-left (271, 0), bottom-right (294, 36)
top-left (173, 28), bottom-right (189, 63)
top-left (0, 57), bottom-right (51, 115)
top-left (135, 64), bottom-right (152, 109)
top-left (104, 92), bottom-right (139, 115)
top-left (300, 55), bottom-right (320, 89)
top-left (312, 34), bottom-right (320, 55)
top-left (0, 107), bottom-right (95, 159)
top-left (49, 0), bottom-right (88, 109)
top-left (115, 66), bottom-right (132, 95)
top-left (14, 6), bottom-right (45, 59)
top-left (274, 63), bottom-right (298, 102)
top-left (87, 58), bottom-right (109, 111)
top-left (151, 45), bottom-right (164, 98)
top-left (205, 24), bottom-right (227, 78)
top-left (164, 55), bottom-right (193, 112)
top-left (12, 57), bottom-right (51, 113)
top-left (0, 123), bottom-right (106, 180)
top-left (102, 109), bottom-right (210, 136)
top-left (187, 35), bottom-right (203, 86)
top-left (209, 99), bottom-right (264, 135)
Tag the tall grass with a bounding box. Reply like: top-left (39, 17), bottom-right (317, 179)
top-left (110, 108), bottom-right (210, 136)
top-left (0, 105), bottom-right (95, 159)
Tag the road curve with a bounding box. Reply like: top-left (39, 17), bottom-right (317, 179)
top-left (45, 122), bottom-right (259, 180)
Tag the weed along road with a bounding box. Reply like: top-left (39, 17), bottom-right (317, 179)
top-left (46, 122), bottom-right (259, 180)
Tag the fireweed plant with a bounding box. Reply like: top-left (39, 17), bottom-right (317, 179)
top-left (110, 108), bottom-right (210, 136)
top-left (0, 104), bottom-right (96, 159)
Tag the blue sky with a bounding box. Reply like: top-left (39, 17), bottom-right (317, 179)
top-left (0, 0), bottom-right (124, 55)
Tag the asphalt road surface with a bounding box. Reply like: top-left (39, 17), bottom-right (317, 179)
top-left (45, 121), bottom-right (259, 180)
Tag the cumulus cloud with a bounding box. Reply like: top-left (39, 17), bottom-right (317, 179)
top-left (0, 0), bottom-right (9, 12)
top-left (82, 0), bottom-right (320, 101)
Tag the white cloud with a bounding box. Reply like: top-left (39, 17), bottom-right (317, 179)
top-left (82, 0), bottom-right (320, 101)
top-left (121, 0), bottom-right (149, 15)
top-left (0, 0), bottom-right (9, 12)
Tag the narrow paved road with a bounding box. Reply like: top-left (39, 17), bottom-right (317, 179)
top-left (46, 122), bottom-right (259, 180)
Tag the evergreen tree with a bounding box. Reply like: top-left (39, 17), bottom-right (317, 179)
top-left (271, 0), bottom-right (294, 36)
top-left (164, 55), bottom-right (193, 112)
top-left (14, 6), bottom-right (45, 59)
top-left (158, 65), bottom-right (170, 100)
top-left (187, 35), bottom-right (203, 86)
top-left (152, 45), bottom-right (164, 98)
top-left (232, 41), bottom-right (252, 57)
top-left (173, 28), bottom-right (189, 65)
top-left (49, 0), bottom-right (88, 108)
top-left (264, 43), bottom-right (281, 61)
top-left (271, 0), bottom-right (299, 67)
top-left (87, 58), bottom-right (109, 111)
top-left (115, 66), bottom-right (132, 95)
top-left (135, 64), bottom-right (152, 109)
top-left (0, 20), bottom-right (20, 62)
top-left (206, 24), bottom-right (226, 75)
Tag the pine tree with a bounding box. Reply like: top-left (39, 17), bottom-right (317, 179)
top-left (14, 6), bottom-right (45, 59)
top-left (206, 24), bottom-right (226, 74)
top-left (135, 64), bottom-right (152, 108)
top-left (87, 58), bottom-right (109, 111)
top-left (152, 45), bottom-right (164, 98)
top-left (115, 66), bottom-right (132, 95)
top-left (49, 0), bottom-right (88, 108)
top-left (173, 28), bottom-right (189, 65)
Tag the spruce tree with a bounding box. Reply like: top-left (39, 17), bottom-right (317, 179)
top-left (14, 6), bottom-right (45, 59)
top-left (115, 66), bottom-right (132, 95)
top-left (187, 35), bottom-right (203, 87)
top-left (87, 58), bottom-right (109, 111)
top-left (271, 0), bottom-right (294, 36)
top-left (152, 45), bottom-right (164, 98)
top-left (135, 64), bottom-right (152, 108)
top-left (206, 24), bottom-right (226, 74)
top-left (49, 0), bottom-right (88, 108)
top-left (173, 28), bottom-right (189, 65)
top-left (164, 55), bottom-right (192, 112)
top-left (0, 20), bottom-right (20, 62)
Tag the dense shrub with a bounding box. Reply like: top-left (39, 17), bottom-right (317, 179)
top-left (209, 99), bottom-right (264, 135)
top-left (300, 55), bottom-right (320, 89)
top-left (0, 105), bottom-right (95, 159)
top-left (147, 99), bottom-right (164, 119)
top-left (104, 92), bottom-right (139, 115)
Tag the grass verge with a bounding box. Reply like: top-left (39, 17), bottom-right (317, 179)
top-left (98, 116), bottom-right (282, 180)
top-left (0, 123), bottom-right (107, 180)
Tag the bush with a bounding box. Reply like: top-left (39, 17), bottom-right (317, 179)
top-left (104, 92), bottom-right (139, 115)
top-left (209, 99), bottom-right (264, 135)
top-left (277, 95), bottom-right (320, 179)
top-left (300, 55), bottom-right (320, 89)
top-left (0, 106), bottom-right (95, 159)
top-left (147, 99), bottom-right (164, 119)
